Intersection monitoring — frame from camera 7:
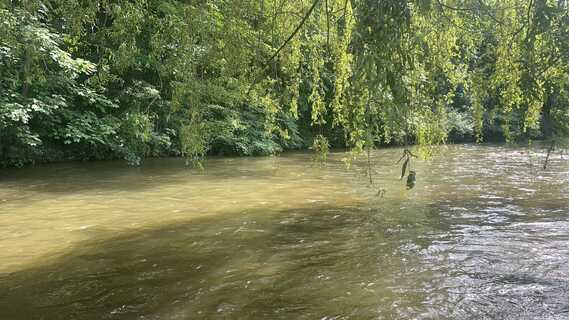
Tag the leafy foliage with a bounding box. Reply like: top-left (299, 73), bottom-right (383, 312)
top-left (1, 0), bottom-right (568, 167)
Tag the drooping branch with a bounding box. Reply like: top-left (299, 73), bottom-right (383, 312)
top-left (267, 0), bottom-right (320, 63)
top-left (325, 0), bottom-right (330, 52)
top-left (543, 140), bottom-right (555, 169)
top-left (248, 0), bottom-right (320, 93)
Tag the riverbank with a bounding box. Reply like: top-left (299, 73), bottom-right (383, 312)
top-left (0, 134), bottom-right (551, 170)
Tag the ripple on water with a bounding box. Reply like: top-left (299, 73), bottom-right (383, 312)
top-left (0, 144), bottom-right (568, 319)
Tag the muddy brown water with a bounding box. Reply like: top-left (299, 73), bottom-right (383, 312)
top-left (0, 144), bottom-right (568, 319)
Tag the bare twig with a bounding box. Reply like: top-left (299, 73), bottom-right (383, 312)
top-left (543, 140), bottom-right (555, 169)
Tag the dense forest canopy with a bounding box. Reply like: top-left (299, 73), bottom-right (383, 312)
top-left (1, 0), bottom-right (568, 167)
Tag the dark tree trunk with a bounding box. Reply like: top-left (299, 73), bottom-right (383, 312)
top-left (542, 89), bottom-right (554, 139)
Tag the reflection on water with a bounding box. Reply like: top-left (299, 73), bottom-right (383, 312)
top-left (0, 144), bottom-right (568, 319)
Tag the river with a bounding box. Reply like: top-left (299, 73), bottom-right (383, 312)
top-left (0, 144), bottom-right (568, 319)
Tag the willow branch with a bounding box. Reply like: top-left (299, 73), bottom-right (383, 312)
top-left (325, 0), bottom-right (330, 52)
top-left (267, 0), bottom-right (320, 63)
top-left (543, 140), bottom-right (555, 169)
top-left (248, 0), bottom-right (320, 93)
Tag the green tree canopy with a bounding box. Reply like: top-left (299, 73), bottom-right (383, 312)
top-left (1, 0), bottom-right (568, 166)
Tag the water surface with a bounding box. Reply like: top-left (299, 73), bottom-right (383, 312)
top-left (0, 144), bottom-right (568, 319)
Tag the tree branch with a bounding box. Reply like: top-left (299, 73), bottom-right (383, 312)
top-left (543, 140), bottom-right (555, 169)
top-left (248, 0), bottom-right (320, 93)
top-left (267, 0), bottom-right (320, 63)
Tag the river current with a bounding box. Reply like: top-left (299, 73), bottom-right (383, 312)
top-left (0, 144), bottom-right (568, 319)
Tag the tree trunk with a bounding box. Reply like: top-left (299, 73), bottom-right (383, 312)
top-left (542, 89), bottom-right (554, 139)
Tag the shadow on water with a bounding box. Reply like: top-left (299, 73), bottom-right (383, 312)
top-left (2, 200), bottom-right (568, 319)
top-left (0, 204), bottom-right (431, 320)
